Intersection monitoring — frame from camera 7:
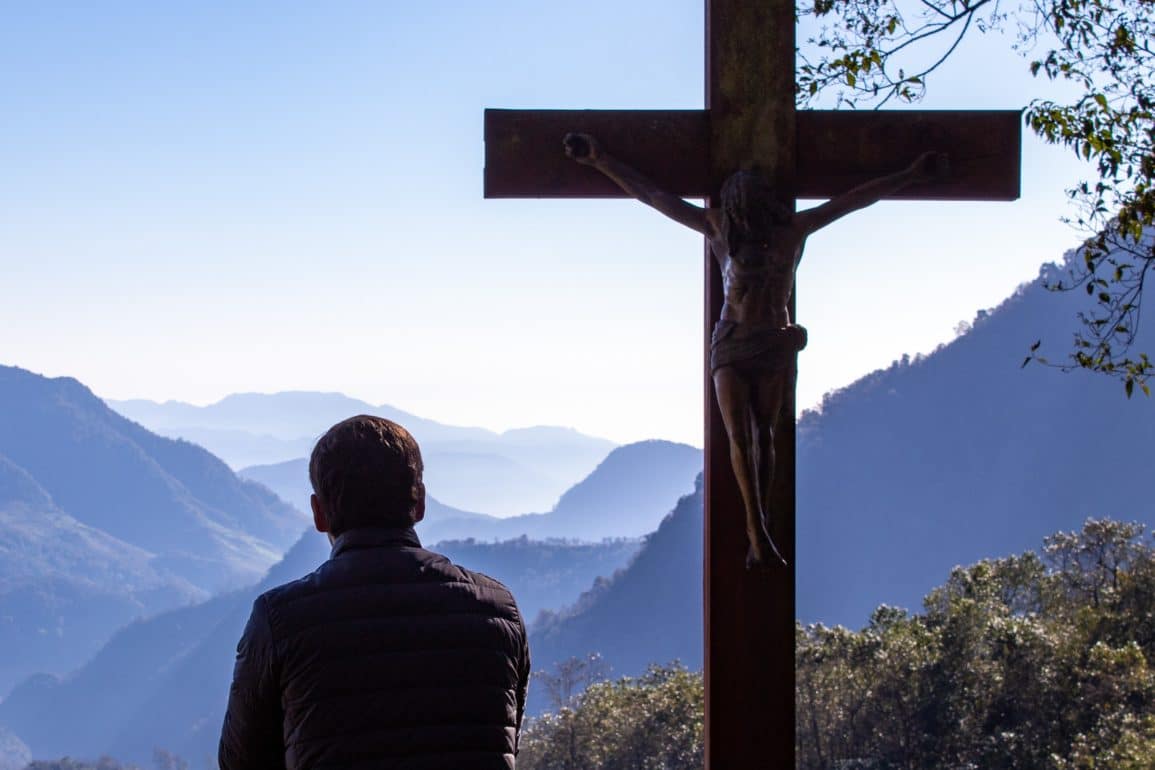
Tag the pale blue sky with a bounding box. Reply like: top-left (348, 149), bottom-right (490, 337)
top-left (0, 1), bottom-right (1090, 445)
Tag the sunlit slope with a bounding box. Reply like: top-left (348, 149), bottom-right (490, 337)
top-left (0, 455), bottom-right (204, 694)
top-left (0, 365), bottom-right (305, 592)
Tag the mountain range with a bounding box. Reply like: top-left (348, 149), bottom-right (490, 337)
top-left (242, 440), bottom-right (703, 544)
top-left (109, 392), bottom-right (618, 516)
top-left (0, 529), bottom-right (648, 764)
top-left (237, 458), bottom-right (499, 539)
top-left (795, 253), bottom-right (1155, 624)
top-left (0, 365), bottom-right (305, 694)
top-left (0, 366), bottom-right (304, 589)
top-left (508, 258), bottom-right (1155, 722)
top-left (461, 246), bottom-right (1155, 706)
top-left (0, 425), bottom-right (702, 761)
top-left (0, 459), bottom-right (704, 763)
top-left (527, 476), bottom-right (704, 714)
top-left (0, 456), bottom-right (204, 695)
top-left (0, 359), bottom-right (699, 717)
top-left (0, 372), bottom-right (699, 764)
top-left (6, 243), bottom-right (1155, 764)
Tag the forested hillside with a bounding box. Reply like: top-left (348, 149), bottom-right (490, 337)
top-left (797, 255), bottom-right (1155, 624)
top-left (527, 477), bottom-right (704, 713)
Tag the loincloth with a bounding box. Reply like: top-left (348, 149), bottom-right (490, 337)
top-left (710, 321), bottom-right (808, 375)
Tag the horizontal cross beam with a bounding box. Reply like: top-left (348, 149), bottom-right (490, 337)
top-left (484, 108), bottom-right (1021, 201)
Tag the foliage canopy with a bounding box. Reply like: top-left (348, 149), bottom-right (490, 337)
top-left (518, 663), bottom-right (704, 770)
top-left (522, 519), bottom-right (1155, 769)
top-left (798, 517), bottom-right (1155, 768)
top-left (799, 0), bottom-right (1155, 393)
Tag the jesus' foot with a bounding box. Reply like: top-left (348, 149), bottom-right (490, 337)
top-left (746, 538), bottom-right (788, 570)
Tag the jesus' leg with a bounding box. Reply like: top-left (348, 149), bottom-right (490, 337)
top-left (714, 367), bottom-right (780, 568)
top-left (751, 370), bottom-right (788, 567)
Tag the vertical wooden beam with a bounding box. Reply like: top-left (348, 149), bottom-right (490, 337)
top-left (704, 0), bottom-right (796, 768)
top-left (707, 0), bottom-right (796, 183)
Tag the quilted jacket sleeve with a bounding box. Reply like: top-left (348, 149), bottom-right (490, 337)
top-left (515, 613), bottom-right (531, 752)
top-left (219, 595), bottom-right (286, 770)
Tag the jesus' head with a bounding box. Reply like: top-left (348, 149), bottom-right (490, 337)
top-left (720, 169), bottom-right (792, 248)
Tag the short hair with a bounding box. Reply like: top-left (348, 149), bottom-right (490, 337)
top-left (308, 415), bottom-right (424, 535)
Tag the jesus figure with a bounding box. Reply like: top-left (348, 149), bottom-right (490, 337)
top-left (565, 132), bottom-right (946, 568)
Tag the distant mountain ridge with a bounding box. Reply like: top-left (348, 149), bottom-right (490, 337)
top-left (241, 440), bottom-right (703, 544)
top-left (413, 439), bottom-right (701, 543)
top-left (111, 392), bottom-right (490, 443)
top-left (238, 458), bottom-right (494, 530)
top-left (110, 392), bottom-right (618, 515)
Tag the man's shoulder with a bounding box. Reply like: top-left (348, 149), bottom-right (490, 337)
top-left (423, 550), bottom-right (524, 624)
top-left (255, 546), bottom-right (523, 626)
top-left (459, 564), bottom-right (519, 602)
top-left (254, 567), bottom-right (322, 610)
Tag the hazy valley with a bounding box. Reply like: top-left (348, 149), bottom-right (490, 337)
top-left (2, 246), bottom-right (1155, 766)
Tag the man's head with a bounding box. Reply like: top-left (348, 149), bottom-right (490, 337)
top-left (308, 415), bottom-right (425, 538)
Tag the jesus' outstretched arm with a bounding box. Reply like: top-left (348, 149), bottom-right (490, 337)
top-left (794, 151), bottom-right (949, 237)
top-left (564, 132), bottom-right (715, 238)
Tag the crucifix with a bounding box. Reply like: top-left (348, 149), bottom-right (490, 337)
top-left (484, 0), bottom-right (1020, 766)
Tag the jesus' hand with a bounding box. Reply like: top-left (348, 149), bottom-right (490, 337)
top-left (563, 132), bottom-right (603, 165)
top-left (910, 151), bottom-right (950, 182)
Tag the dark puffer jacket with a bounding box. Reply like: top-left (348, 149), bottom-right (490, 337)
top-left (219, 526), bottom-right (530, 770)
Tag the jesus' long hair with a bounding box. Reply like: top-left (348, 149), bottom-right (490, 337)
top-left (720, 170), bottom-right (793, 256)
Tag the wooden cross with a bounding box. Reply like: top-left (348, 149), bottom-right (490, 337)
top-left (484, 0), bottom-right (1020, 766)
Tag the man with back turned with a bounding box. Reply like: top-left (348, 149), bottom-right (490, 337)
top-left (219, 415), bottom-right (531, 770)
